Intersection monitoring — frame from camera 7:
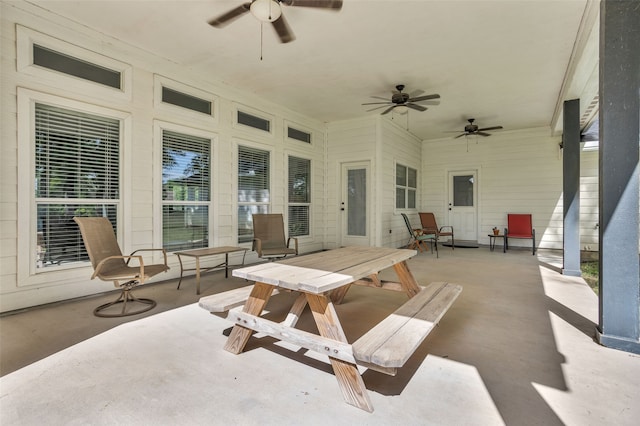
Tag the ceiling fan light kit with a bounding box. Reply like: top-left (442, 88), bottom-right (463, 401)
top-left (208, 1), bottom-right (343, 43)
top-left (250, 0), bottom-right (282, 22)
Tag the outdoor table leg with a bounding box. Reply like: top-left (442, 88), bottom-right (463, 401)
top-left (224, 282), bottom-right (275, 354)
top-left (176, 254), bottom-right (186, 290)
top-left (195, 257), bottom-right (202, 295)
top-left (306, 293), bottom-right (374, 412)
top-left (392, 261), bottom-right (422, 297)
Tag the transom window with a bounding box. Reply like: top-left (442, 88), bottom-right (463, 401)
top-left (396, 164), bottom-right (417, 209)
top-left (162, 130), bottom-right (211, 250)
top-left (238, 146), bottom-right (270, 243)
top-left (288, 156), bottom-right (311, 237)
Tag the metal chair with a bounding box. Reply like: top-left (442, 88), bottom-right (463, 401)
top-left (401, 213), bottom-right (437, 257)
top-left (419, 212), bottom-right (454, 251)
top-left (505, 213), bottom-right (536, 255)
top-left (252, 213), bottom-right (298, 261)
top-left (74, 217), bottom-right (169, 317)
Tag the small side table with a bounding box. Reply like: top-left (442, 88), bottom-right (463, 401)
top-left (488, 234), bottom-right (505, 253)
top-left (174, 246), bottom-right (248, 294)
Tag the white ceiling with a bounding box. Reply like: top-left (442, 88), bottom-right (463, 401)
top-left (27, 0), bottom-right (591, 140)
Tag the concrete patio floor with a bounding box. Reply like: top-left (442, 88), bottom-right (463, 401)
top-left (1, 246), bottom-right (638, 425)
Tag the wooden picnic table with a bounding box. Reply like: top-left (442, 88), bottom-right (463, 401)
top-left (202, 246), bottom-right (461, 412)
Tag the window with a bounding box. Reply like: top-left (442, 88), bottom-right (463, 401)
top-left (238, 146), bottom-right (270, 243)
top-left (161, 87), bottom-right (212, 115)
top-left (288, 156), bottom-right (311, 237)
top-left (287, 126), bottom-right (311, 144)
top-left (33, 44), bottom-right (122, 89)
top-left (34, 103), bottom-right (120, 269)
top-left (396, 164), bottom-right (417, 209)
top-left (162, 130), bottom-right (211, 250)
top-left (237, 111), bottom-right (270, 132)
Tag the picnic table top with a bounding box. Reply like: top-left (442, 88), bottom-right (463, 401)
top-left (232, 246), bottom-right (416, 293)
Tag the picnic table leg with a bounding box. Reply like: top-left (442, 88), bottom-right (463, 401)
top-left (393, 260), bottom-right (421, 298)
top-left (281, 292), bottom-right (308, 327)
top-left (224, 282), bottom-right (275, 354)
top-left (306, 293), bottom-right (374, 413)
top-left (329, 283), bottom-right (351, 305)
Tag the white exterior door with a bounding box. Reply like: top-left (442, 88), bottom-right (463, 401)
top-left (448, 170), bottom-right (478, 241)
top-left (341, 162), bottom-right (370, 247)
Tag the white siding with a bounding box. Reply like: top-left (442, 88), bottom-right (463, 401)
top-left (422, 128), bottom-right (565, 249)
top-left (580, 149), bottom-right (599, 251)
top-left (0, 3), bottom-right (326, 312)
top-left (379, 119), bottom-right (422, 249)
top-left (326, 117), bottom-right (377, 249)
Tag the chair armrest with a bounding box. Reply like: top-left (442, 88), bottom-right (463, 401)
top-left (93, 255), bottom-right (143, 280)
top-left (287, 237), bottom-right (299, 255)
top-left (130, 248), bottom-right (168, 266)
top-left (253, 238), bottom-right (263, 257)
top-left (439, 226), bottom-right (454, 233)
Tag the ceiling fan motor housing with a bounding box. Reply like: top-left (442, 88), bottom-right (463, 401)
top-left (392, 93), bottom-right (410, 104)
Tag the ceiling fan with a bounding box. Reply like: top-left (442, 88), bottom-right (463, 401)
top-left (207, 0), bottom-right (343, 43)
top-left (451, 118), bottom-right (503, 138)
top-left (362, 85), bottom-right (440, 115)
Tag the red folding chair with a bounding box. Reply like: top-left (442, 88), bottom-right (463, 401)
top-left (505, 214), bottom-right (536, 255)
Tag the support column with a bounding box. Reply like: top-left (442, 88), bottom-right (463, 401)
top-left (563, 99), bottom-right (581, 276)
top-left (596, 0), bottom-right (640, 354)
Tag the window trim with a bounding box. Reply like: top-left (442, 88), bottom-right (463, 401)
top-left (16, 25), bottom-right (132, 100)
top-left (17, 88), bottom-right (132, 287)
top-left (286, 154), bottom-right (312, 238)
top-left (395, 162), bottom-right (418, 210)
top-left (153, 120), bottom-right (218, 251)
top-left (153, 74), bottom-right (218, 124)
top-left (232, 103), bottom-right (274, 137)
top-left (285, 120), bottom-right (314, 145)
top-left (235, 139), bottom-right (274, 244)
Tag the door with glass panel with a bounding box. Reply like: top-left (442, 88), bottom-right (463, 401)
top-left (341, 162), bottom-right (370, 247)
top-left (448, 170), bottom-right (478, 241)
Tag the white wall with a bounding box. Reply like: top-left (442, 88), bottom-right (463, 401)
top-left (0, 2), bottom-right (605, 313)
top-left (326, 116), bottom-right (423, 250)
top-left (0, 2), bottom-right (327, 312)
top-left (580, 149), bottom-right (599, 251)
top-left (421, 128), bottom-right (566, 249)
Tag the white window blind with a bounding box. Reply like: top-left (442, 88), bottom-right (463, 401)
top-left (288, 156), bottom-right (310, 237)
top-left (238, 145), bottom-right (270, 243)
top-left (34, 103), bottom-right (120, 268)
top-left (162, 130), bottom-right (211, 250)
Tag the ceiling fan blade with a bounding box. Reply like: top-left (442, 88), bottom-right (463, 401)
top-left (477, 126), bottom-right (503, 132)
top-left (408, 94), bottom-right (440, 103)
top-left (381, 105), bottom-right (396, 115)
top-left (454, 133), bottom-right (467, 139)
top-left (208, 3), bottom-right (251, 27)
top-left (272, 14), bottom-right (295, 43)
top-left (477, 131), bottom-right (491, 137)
top-left (282, 0), bottom-right (343, 10)
top-left (406, 103), bottom-right (427, 112)
top-left (366, 105), bottom-right (389, 112)
top-left (362, 101), bottom-right (392, 106)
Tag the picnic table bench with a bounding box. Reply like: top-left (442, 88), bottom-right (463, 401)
top-left (199, 246), bottom-right (462, 412)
